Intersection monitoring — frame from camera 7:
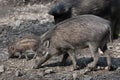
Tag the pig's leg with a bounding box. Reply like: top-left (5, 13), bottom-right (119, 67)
top-left (106, 51), bottom-right (112, 70)
top-left (100, 44), bottom-right (114, 70)
top-left (105, 51), bottom-right (117, 71)
top-left (25, 53), bottom-right (30, 61)
top-left (67, 50), bottom-right (78, 70)
top-left (104, 47), bottom-right (116, 70)
top-left (87, 43), bottom-right (99, 70)
top-left (61, 53), bottom-right (69, 66)
top-left (33, 48), bottom-right (37, 59)
top-left (33, 52), bottom-right (51, 69)
top-left (18, 52), bottom-right (22, 59)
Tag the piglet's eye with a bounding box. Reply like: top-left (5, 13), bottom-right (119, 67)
top-left (10, 46), bottom-right (14, 50)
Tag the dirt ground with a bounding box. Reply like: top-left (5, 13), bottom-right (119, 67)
top-left (0, 1), bottom-right (119, 80)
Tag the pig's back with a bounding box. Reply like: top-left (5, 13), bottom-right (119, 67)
top-left (52, 15), bottom-right (110, 43)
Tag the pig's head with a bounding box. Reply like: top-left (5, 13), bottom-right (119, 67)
top-left (36, 29), bottom-right (58, 58)
top-left (33, 39), bottom-right (58, 69)
top-left (8, 45), bottom-right (16, 58)
top-left (37, 39), bottom-right (58, 58)
top-left (48, 2), bottom-right (72, 24)
top-left (49, 2), bottom-right (71, 16)
top-left (8, 42), bottom-right (22, 58)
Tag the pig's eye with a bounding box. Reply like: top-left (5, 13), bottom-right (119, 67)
top-left (43, 40), bottom-right (50, 48)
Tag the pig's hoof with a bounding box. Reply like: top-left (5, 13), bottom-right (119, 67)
top-left (105, 65), bottom-right (117, 71)
top-left (73, 65), bottom-right (79, 70)
top-left (87, 63), bottom-right (96, 71)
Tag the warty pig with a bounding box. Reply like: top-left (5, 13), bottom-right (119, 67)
top-left (33, 15), bottom-right (112, 72)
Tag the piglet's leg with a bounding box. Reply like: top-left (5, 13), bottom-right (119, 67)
top-left (25, 53), bottom-right (29, 61)
top-left (18, 52), bottom-right (22, 59)
top-left (33, 52), bottom-right (37, 59)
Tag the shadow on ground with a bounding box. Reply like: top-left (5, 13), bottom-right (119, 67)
top-left (41, 57), bottom-right (120, 69)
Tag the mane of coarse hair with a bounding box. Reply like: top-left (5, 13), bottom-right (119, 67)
top-left (40, 16), bottom-right (80, 43)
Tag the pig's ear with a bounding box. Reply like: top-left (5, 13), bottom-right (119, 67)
top-left (43, 40), bottom-right (50, 48)
top-left (64, 4), bottom-right (72, 12)
top-left (65, 7), bottom-right (69, 12)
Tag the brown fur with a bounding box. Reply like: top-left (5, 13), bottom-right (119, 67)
top-left (8, 34), bottom-right (39, 60)
top-left (33, 15), bottom-right (112, 72)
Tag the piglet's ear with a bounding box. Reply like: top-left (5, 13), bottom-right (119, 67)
top-left (43, 40), bottom-right (50, 48)
top-left (9, 46), bottom-right (14, 50)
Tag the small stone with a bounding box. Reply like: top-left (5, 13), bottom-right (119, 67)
top-left (115, 46), bottom-right (120, 50)
top-left (118, 43), bottom-right (120, 46)
top-left (72, 73), bottom-right (78, 80)
top-left (44, 69), bottom-right (54, 74)
top-left (37, 72), bottom-right (44, 76)
top-left (117, 50), bottom-right (120, 53)
top-left (14, 20), bottom-right (22, 28)
top-left (84, 75), bottom-right (92, 80)
top-left (118, 55), bottom-right (120, 57)
top-left (97, 66), bottom-right (101, 70)
top-left (80, 68), bottom-right (91, 74)
top-left (0, 65), bottom-right (5, 73)
top-left (117, 67), bottom-right (120, 70)
top-left (6, 71), bottom-right (12, 74)
top-left (105, 66), bottom-right (109, 70)
top-left (15, 70), bottom-right (23, 77)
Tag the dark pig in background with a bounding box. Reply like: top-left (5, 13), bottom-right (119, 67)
top-left (111, 0), bottom-right (120, 38)
top-left (48, 0), bottom-right (120, 38)
top-left (48, 0), bottom-right (111, 24)
top-left (33, 15), bottom-right (113, 73)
